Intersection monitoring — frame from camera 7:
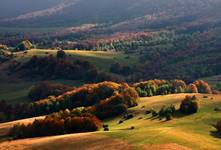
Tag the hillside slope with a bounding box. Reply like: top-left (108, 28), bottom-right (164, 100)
top-left (0, 0), bottom-right (220, 28)
top-left (1, 94), bottom-right (221, 149)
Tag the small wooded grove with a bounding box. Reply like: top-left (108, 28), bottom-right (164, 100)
top-left (0, 82), bottom-right (138, 123)
top-left (7, 82), bottom-right (138, 139)
top-left (133, 79), bottom-right (213, 97)
top-left (151, 95), bottom-right (199, 121)
top-left (8, 109), bottom-right (102, 139)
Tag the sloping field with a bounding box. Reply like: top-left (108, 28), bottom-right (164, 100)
top-left (14, 49), bottom-right (139, 71)
top-left (1, 94), bottom-right (221, 149)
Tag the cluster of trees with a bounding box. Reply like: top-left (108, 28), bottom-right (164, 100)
top-left (134, 79), bottom-right (186, 97)
top-left (88, 86), bottom-right (138, 119)
top-left (0, 82), bottom-right (139, 123)
top-left (150, 105), bottom-right (176, 121)
top-left (150, 95), bottom-right (199, 121)
top-left (29, 82), bottom-right (138, 119)
top-left (134, 79), bottom-right (212, 97)
top-left (28, 82), bottom-right (73, 101)
top-left (192, 80), bottom-right (212, 94)
top-left (8, 109), bottom-right (101, 139)
top-left (9, 55), bottom-right (118, 82)
top-left (110, 63), bottom-right (133, 76)
top-left (179, 95), bottom-right (199, 114)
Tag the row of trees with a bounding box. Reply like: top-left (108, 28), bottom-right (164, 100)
top-left (134, 79), bottom-right (212, 97)
top-left (8, 109), bottom-right (101, 139)
top-left (6, 83), bottom-right (139, 139)
top-left (151, 95), bottom-right (199, 121)
top-left (0, 82), bottom-right (139, 123)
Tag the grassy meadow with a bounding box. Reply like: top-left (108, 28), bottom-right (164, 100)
top-left (1, 93), bottom-right (221, 149)
top-left (14, 49), bottom-right (139, 71)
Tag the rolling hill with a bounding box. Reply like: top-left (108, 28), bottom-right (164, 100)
top-left (1, 1), bottom-right (221, 150)
top-left (0, 0), bottom-right (221, 28)
top-left (1, 94), bottom-right (221, 149)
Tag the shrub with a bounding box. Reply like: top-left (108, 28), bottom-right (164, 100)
top-left (56, 50), bottom-right (66, 59)
top-left (179, 95), bottom-right (199, 114)
top-left (119, 120), bottom-right (124, 124)
top-left (103, 124), bottom-right (108, 128)
top-left (104, 127), bottom-right (109, 131)
top-left (158, 105), bottom-right (176, 120)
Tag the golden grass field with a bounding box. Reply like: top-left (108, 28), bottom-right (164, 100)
top-left (1, 93), bottom-right (221, 150)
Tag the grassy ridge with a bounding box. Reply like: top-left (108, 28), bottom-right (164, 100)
top-left (1, 94), bottom-right (221, 149)
top-left (101, 94), bottom-right (221, 149)
top-left (14, 49), bottom-right (139, 71)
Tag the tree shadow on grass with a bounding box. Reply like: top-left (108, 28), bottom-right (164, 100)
top-left (210, 124), bottom-right (221, 139)
top-left (145, 115), bottom-right (158, 120)
top-left (210, 130), bottom-right (221, 139)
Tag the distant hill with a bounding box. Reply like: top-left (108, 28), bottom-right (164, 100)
top-left (0, 0), bottom-right (63, 19)
top-left (0, 0), bottom-right (221, 28)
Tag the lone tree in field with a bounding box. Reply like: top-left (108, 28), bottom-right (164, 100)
top-left (56, 50), bottom-right (66, 59)
top-left (179, 95), bottom-right (199, 114)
